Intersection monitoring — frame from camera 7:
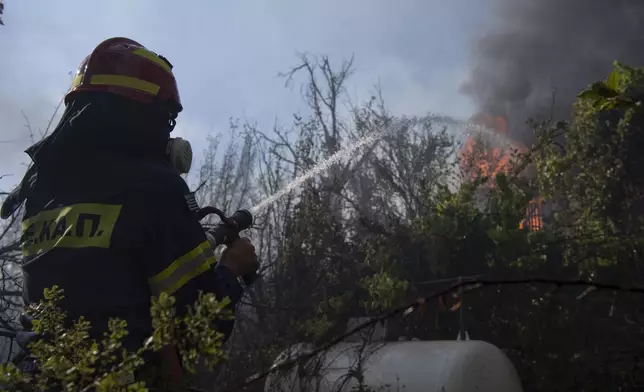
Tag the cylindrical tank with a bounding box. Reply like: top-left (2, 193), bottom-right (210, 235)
top-left (265, 340), bottom-right (523, 392)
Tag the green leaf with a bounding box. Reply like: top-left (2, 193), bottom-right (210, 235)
top-left (577, 82), bottom-right (619, 101)
top-left (605, 68), bottom-right (622, 91)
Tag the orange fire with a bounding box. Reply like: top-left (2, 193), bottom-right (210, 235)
top-left (519, 198), bottom-right (544, 231)
top-left (461, 138), bottom-right (512, 180)
top-left (461, 113), bottom-right (542, 231)
top-left (460, 113), bottom-right (529, 181)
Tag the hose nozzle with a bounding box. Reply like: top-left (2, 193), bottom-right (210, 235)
top-left (200, 207), bottom-right (258, 285)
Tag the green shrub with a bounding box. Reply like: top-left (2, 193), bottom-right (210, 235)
top-left (0, 286), bottom-right (232, 392)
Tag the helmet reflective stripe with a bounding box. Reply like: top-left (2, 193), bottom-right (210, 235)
top-left (89, 74), bottom-right (161, 96)
top-left (131, 48), bottom-right (173, 75)
top-left (70, 71), bottom-right (84, 90)
top-left (70, 60), bottom-right (88, 90)
top-left (65, 37), bottom-right (182, 114)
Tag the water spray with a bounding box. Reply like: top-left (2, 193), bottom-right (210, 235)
top-left (249, 130), bottom-right (385, 215)
top-left (224, 115), bottom-right (503, 283)
top-left (248, 116), bottom-right (493, 216)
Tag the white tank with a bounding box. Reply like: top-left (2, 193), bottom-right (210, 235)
top-left (264, 340), bottom-right (523, 392)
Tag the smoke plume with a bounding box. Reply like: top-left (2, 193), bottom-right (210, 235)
top-left (461, 0), bottom-right (644, 142)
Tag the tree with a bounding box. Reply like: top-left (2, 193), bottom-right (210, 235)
top-left (364, 62), bottom-right (644, 390)
top-left (200, 54), bottom-right (462, 390)
top-left (538, 61), bottom-right (644, 235)
top-left (184, 57), bottom-right (644, 392)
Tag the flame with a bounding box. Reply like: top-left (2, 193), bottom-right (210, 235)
top-left (461, 138), bottom-right (513, 180)
top-left (461, 113), bottom-right (542, 231)
top-left (460, 113), bottom-right (521, 181)
top-left (519, 197), bottom-right (543, 232)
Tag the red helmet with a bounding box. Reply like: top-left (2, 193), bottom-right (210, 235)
top-left (65, 37), bottom-right (182, 115)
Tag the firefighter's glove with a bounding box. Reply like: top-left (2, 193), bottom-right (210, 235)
top-left (219, 237), bottom-right (259, 278)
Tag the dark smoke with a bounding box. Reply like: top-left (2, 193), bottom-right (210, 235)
top-left (461, 0), bottom-right (644, 142)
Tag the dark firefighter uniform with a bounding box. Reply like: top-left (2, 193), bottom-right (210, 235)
top-left (0, 37), bottom-right (246, 386)
top-left (16, 151), bottom-right (242, 351)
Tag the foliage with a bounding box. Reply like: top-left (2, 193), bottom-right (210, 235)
top-left (359, 271), bottom-right (408, 311)
top-left (226, 59), bottom-right (644, 391)
top-left (538, 61), bottom-right (644, 233)
top-left (3, 56), bottom-right (644, 392)
top-left (377, 62), bottom-right (644, 390)
top-left (0, 286), bottom-right (231, 392)
top-left (532, 62), bottom-right (644, 280)
top-left (150, 292), bottom-right (232, 375)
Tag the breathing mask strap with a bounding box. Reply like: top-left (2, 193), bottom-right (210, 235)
top-left (168, 117), bottom-right (177, 133)
top-left (163, 110), bottom-right (193, 174)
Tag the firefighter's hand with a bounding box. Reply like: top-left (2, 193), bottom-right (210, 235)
top-left (219, 237), bottom-right (259, 278)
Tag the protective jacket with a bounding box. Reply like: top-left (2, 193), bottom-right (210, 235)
top-left (3, 96), bottom-right (243, 354)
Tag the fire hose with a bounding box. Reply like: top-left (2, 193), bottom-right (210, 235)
top-left (197, 206), bottom-right (258, 285)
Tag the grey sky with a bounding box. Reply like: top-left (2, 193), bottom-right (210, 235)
top-left (0, 0), bottom-right (493, 191)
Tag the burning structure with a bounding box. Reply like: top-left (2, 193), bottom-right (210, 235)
top-left (460, 113), bottom-right (543, 231)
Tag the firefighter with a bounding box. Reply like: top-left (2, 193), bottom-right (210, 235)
top-left (0, 37), bottom-right (259, 388)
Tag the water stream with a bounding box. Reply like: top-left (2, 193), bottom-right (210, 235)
top-left (248, 115), bottom-right (506, 215)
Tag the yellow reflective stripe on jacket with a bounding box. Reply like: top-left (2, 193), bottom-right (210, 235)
top-left (90, 74), bottom-right (160, 96)
top-left (21, 203), bottom-right (123, 257)
top-left (148, 241), bottom-right (217, 295)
